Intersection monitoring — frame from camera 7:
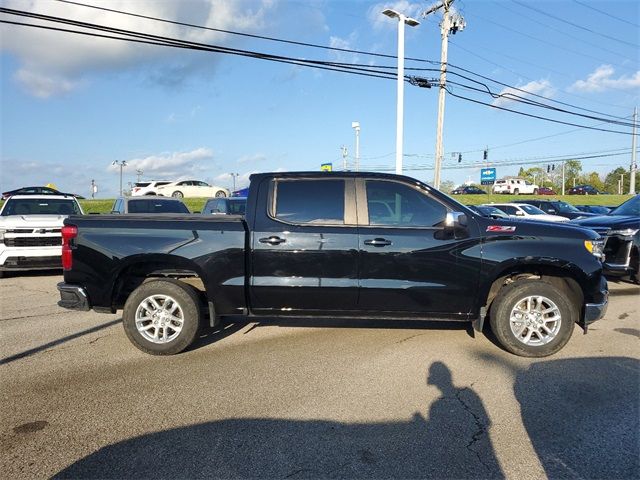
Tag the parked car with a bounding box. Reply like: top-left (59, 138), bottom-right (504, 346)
top-left (131, 181), bottom-right (172, 196)
top-left (57, 171), bottom-right (608, 358)
top-left (110, 197), bottom-right (190, 214)
top-left (156, 180), bottom-right (229, 199)
top-left (492, 178), bottom-right (539, 195)
top-left (485, 203), bottom-right (569, 222)
top-left (467, 205), bottom-right (509, 219)
top-left (568, 185), bottom-right (600, 195)
top-left (2, 186), bottom-right (84, 200)
top-left (202, 197), bottom-right (247, 215)
top-left (537, 187), bottom-right (556, 195)
top-left (0, 195), bottom-right (83, 276)
top-left (572, 194), bottom-right (639, 283)
top-left (513, 200), bottom-right (596, 220)
top-left (451, 185), bottom-right (485, 195)
top-left (575, 205), bottom-right (612, 215)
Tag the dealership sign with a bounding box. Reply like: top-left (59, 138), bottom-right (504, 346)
top-left (480, 168), bottom-right (496, 185)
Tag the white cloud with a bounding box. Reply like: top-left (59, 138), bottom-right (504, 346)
top-left (569, 65), bottom-right (640, 93)
top-left (237, 153), bottom-right (267, 164)
top-left (368, 1), bottom-right (424, 30)
top-left (328, 34), bottom-right (360, 64)
top-left (491, 79), bottom-right (555, 108)
top-left (108, 147), bottom-right (214, 178)
top-left (1, 0), bottom-right (278, 97)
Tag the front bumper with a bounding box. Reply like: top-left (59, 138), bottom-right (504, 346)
top-left (580, 276), bottom-right (608, 331)
top-left (57, 282), bottom-right (91, 311)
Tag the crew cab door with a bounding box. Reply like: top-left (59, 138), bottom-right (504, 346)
top-left (356, 179), bottom-right (479, 319)
top-left (249, 177), bottom-right (359, 315)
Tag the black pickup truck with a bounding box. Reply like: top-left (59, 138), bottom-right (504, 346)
top-left (57, 172), bottom-right (608, 357)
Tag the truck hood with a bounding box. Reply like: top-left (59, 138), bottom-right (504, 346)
top-left (476, 215), bottom-right (600, 240)
top-left (0, 215), bottom-right (66, 229)
top-left (571, 215), bottom-right (640, 230)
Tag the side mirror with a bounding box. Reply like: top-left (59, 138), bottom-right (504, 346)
top-left (446, 211), bottom-right (468, 227)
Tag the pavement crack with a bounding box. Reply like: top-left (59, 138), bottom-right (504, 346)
top-left (454, 385), bottom-right (493, 473)
top-left (395, 332), bottom-right (429, 344)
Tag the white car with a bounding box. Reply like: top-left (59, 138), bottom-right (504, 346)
top-left (492, 178), bottom-right (539, 195)
top-left (482, 203), bottom-right (569, 222)
top-left (131, 180), bottom-right (172, 196)
top-left (0, 195), bottom-right (83, 276)
top-left (156, 180), bottom-right (229, 199)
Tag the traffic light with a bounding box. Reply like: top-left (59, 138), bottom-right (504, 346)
top-left (483, 149), bottom-right (488, 160)
top-left (552, 164), bottom-right (555, 171)
top-left (458, 153), bottom-right (462, 163)
top-left (547, 165), bottom-right (550, 173)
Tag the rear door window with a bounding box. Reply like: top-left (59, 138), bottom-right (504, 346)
top-left (274, 179), bottom-right (345, 224)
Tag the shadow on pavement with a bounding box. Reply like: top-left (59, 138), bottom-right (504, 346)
top-left (514, 356), bottom-right (639, 479)
top-left (0, 319), bottom-right (121, 365)
top-left (54, 362), bottom-right (504, 479)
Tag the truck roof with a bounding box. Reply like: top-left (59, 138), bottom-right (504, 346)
top-left (249, 171), bottom-right (435, 188)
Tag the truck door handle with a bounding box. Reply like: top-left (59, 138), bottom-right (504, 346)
top-left (259, 236), bottom-right (286, 245)
top-left (364, 238), bottom-right (392, 247)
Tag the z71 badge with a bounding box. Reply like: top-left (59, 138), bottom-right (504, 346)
top-left (486, 225), bottom-right (516, 232)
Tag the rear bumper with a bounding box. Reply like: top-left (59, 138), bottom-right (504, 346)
top-left (57, 282), bottom-right (90, 311)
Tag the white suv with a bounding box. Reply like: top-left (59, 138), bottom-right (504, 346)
top-left (0, 195), bottom-right (83, 276)
top-left (492, 178), bottom-right (539, 195)
top-left (131, 181), bottom-right (172, 196)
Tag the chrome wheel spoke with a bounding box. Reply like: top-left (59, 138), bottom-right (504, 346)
top-left (135, 294), bottom-right (184, 344)
top-left (509, 294), bottom-right (562, 347)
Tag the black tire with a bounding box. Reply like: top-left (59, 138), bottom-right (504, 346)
top-left (489, 279), bottom-right (576, 357)
top-left (172, 191), bottom-right (184, 198)
top-left (122, 279), bottom-right (202, 355)
top-left (533, 188), bottom-right (539, 195)
top-left (513, 188), bottom-right (519, 195)
top-left (214, 190), bottom-right (227, 198)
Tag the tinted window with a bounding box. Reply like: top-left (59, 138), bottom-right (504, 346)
top-left (228, 199), bottom-right (246, 215)
top-left (202, 200), bottom-right (216, 214)
top-left (497, 205), bottom-right (518, 215)
top-left (128, 199), bottom-right (189, 214)
top-left (366, 181), bottom-right (446, 227)
top-left (275, 180), bottom-right (344, 224)
top-left (2, 198), bottom-right (81, 216)
top-left (610, 195), bottom-right (640, 216)
top-left (135, 182), bottom-right (151, 187)
top-left (520, 204), bottom-right (545, 215)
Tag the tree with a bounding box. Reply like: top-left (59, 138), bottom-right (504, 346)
top-left (603, 166), bottom-right (638, 194)
top-left (563, 159), bottom-right (582, 191)
top-left (583, 172), bottom-right (604, 191)
top-left (440, 180), bottom-right (455, 194)
top-left (517, 167), bottom-right (545, 185)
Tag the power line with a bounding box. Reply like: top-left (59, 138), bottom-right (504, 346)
top-left (572, 0), bottom-right (640, 28)
top-left (443, 86), bottom-right (637, 135)
top-left (2, 6), bottom-right (637, 136)
top-left (511, 0), bottom-right (638, 48)
top-left (55, 0), bottom-right (636, 121)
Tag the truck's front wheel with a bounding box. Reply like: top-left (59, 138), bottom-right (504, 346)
top-left (489, 280), bottom-right (576, 357)
top-left (123, 279), bottom-right (201, 355)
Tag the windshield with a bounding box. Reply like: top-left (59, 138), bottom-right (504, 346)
top-left (520, 204), bottom-right (546, 215)
top-left (127, 199), bottom-right (190, 214)
top-left (610, 195), bottom-right (640, 216)
top-left (1, 198), bottom-right (82, 216)
top-left (554, 201), bottom-right (580, 213)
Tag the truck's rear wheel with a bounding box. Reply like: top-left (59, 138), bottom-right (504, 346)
top-left (123, 279), bottom-right (201, 355)
top-left (533, 188), bottom-right (539, 195)
top-left (513, 188), bottom-right (520, 195)
top-left (489, 279), bottom-right (575, 357)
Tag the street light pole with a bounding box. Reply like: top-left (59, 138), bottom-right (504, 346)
top-left (230, 173), bottom-right (239, 192)
top-left (630, 106), bottom-right (637, 194)
top-left (112, 160), bottom-right (127, 196)
top-left (351, 122), bottom-right (361, 171)
top-left (382, 9), bottom-right (420, 175)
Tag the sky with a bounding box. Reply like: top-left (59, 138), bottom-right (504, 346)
top-left (1, 0), bottom-right (639, 197)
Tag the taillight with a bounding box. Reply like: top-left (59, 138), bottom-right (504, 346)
top-left (61, 225), bottom-right (78, 270)
top-left (507, 185), bottom-right (511, 190)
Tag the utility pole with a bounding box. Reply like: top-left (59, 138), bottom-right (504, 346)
top-left (112, 160), bottom-right (127, 196)
top-left (631, 106), bottom-right (637, 194)
top-left (561, 162), bottom-right (565, 196)
top-left (136, 169), bottom-right (143, 183)
top-left (619, 173), bottom-right (625, 194)
top-left (423, 0), bottom-right (465, 189)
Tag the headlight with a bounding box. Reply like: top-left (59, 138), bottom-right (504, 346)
top-left (608, 228), bottom-right (639, 237)
top-left (584, 239), bottom-right (605, 259)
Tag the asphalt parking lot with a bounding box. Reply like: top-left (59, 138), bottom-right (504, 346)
top-left (0, 272), bottom-right (638, 479)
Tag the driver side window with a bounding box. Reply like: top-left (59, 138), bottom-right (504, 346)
top-left (365, 180), bottom-right (446, 227)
